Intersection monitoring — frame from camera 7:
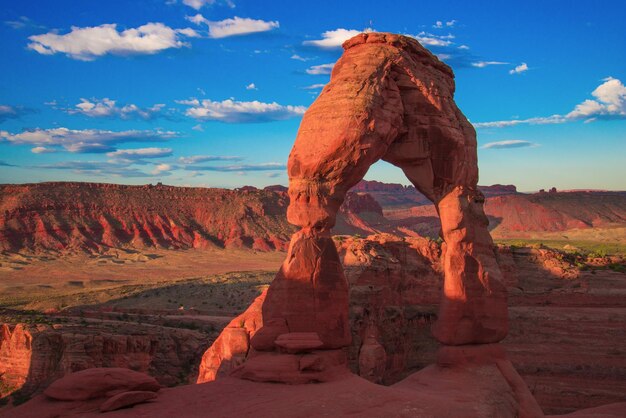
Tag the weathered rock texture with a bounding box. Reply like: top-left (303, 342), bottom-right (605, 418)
top-left (0, 321), bottom-right (209, 400)
top-left (0, 324), bottom-right (32, 398)
top-left (43, 368), bottom-right (160, 401)
top-left (263, 31), bottom-right (506, 371)
top-left (2, 181), bottom-right (623, 255)
top-left (198, 234), bottom-right (626, 413)
top-left (0, 182), bottom-right (293, 253)
top-left (201, 32), bottom-right (510, 385)
top-left (0, 182), bottom-right (398, 254)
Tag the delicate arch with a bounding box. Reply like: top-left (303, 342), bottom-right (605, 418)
top-left (239, 33), bottom-right (508, 383)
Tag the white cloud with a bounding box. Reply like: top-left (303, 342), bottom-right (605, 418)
top-left (0, 105), bottom-right (17, 121)
top-left (458, 44), bottom-right (469, 50)
top-left (509, 62), bottom-right (529, 75)
top-left (183, 0), bottom-right (214, 9)
top-left (206, 17), bottom-right (279, 38)
top-left (191, 124), bottom-right (204, 131)
top-left (473, 115), bottom-right (566, 128)
top-left (4, 16), bottom-right (45, 30)
top-left (37, 160), bottom-right (156, 177)
top-left (192, 162), bottom-right (285, 172)
top-left (481, 140), bottom-right (537, 149)
top-left (107, 147), bottom-right (173, 161)
top-left (152, 163), bottom-right (173, 175)
top-left (433, 20), bottom-right (455, 29)
top-left (474, 77), bottom-right (626, 128)
top-left (177, 98), bottom-right (306, 123)
top-left (306, 63), bottom-right (334, 75)
top-left (31, 146), bottom-right (56, 154)
top-left (291, 54), bottom-right (312, 61)
top-left (181, 0), bottom-right (234, 9)
top-left (0, 105), bottom-right (15, 114)
top-left (182, 0), bottom-right (236, 9)
top-left (303, 28), bottom-right (372, 49)
top-left (66, 98), bottom-right (165, 119)
top-left (471, 61), bottom-right (509, 68)
top-left (185, 14), bottom-right (210, 25)
top-left (179, 155), bottom-right (243, 164)
top-left (408, 31), bottom-right (454, 47)
top-left (303, 83), bottom-right (326, 90)
top-left (0, 128), bottom-right (176, 153)
top-left (246, 83), bottom-right (258, 90)
top-left (27, 23), bottom-right (199, 61)
top-left (567, 77), bottom-right (626, 119)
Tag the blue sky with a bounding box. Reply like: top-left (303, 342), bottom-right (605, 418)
top-left (0, 0), bottom-right (624, 191)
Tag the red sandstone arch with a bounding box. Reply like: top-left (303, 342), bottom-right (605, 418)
top-left (206, 33), bottom-right (510, 383)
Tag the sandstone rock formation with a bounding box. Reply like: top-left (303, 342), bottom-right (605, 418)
top-left (196, 292), bottom-right (266, 383)
top-left (43, 368), bottom-right (160, 401)
top-left (0, 182), bottom-right (402, 254)
top-left (235, 32), bottom-right (508, 383)
top-left (0, 182), bottom-right (294, 253)
top-left (99, 390), bottom-right (157, 412)
top-left (10, 368), bottom-right (162, 414)
top-left (0, 324), bottom-right (31, 398)
top-left (197, 233), bottom-right (626, 413)
top-left (2, 181), bottom-right (623, 255)
top-left (0, 320), bottom-right (209, 401)
top-left (193, 32), bottom-right (624, 414)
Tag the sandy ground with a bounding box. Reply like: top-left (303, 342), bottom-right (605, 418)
top-left (0, 249), bottom-right (283, 312)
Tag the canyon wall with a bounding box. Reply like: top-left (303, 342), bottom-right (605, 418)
top-left (0, 320), bottom-right (210, 401)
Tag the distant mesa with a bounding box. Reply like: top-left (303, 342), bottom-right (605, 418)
top-left (1, 181), bottom-right (624, 254)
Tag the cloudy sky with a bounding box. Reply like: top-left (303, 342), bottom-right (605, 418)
top-left (0, 0), bottom-right (624, 191)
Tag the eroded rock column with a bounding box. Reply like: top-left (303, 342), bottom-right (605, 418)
top-left (432, 186), bottom-right (508, 344)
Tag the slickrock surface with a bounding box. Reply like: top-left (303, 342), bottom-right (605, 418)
top-left (98, 390), bottom-right (157, 412)
top-left (6, 362), bottom-right (625, 417)
top-left (0, 355), bottom-right (540, 418)
top-left (43, 368), bottom-right (159, 401)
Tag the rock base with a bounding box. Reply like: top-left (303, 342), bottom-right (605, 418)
top-left (233, 349), bottom-right (349, 384)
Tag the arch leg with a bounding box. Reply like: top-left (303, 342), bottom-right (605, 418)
top-left (432, 186), bottom-right (508, 345)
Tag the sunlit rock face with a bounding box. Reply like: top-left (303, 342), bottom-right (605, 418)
top-left (200, 32), bottom-right (507, 385)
